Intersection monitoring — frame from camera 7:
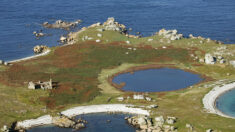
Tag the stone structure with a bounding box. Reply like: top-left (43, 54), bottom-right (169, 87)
top-left (204, 53), bottom-right (216, 64)
top-left (28, 79), bottom-right (54, 90)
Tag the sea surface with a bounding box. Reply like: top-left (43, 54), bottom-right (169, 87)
top-left (112, 68), bottom-right (203, 92)
top-left (216, 89), bottom-right (235, 117)
top-left (28, 113), bottom-right (136, 132)
top-left (1, 0), bottom-right (235, 61)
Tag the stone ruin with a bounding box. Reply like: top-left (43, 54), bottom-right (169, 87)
top-left (28, 79), bottom-right (56, 90)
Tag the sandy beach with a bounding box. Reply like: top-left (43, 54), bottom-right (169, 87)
top-left (16, 104), bottom-right (149, 129)
top-left (203, 81), bottom-right (235, 119)
top-left (8, 49), bottom-right (51, 63)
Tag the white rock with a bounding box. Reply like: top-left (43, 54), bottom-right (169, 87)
top-left (145, 97), bottom-right (152, 101)
top-left (133, 94), bottom-right (144, 100)
top-left (96, 39), bottom-right (101, 43)
top-left (206, 129), bottom-right (213, 132)
top-left (148, 38), bottom-right (153, 41)
top-left (125, 52), bottom-right (129, 55)
top-left (162, 46), bottom-right (167, 49)
top-left (60, 36), bottom-right (67, 42)
top-left (146, 104), bottom-right (158, 109)
top-left (229, 60), bottom-right (235, 67)
top-left (97, 33), bottom-right (102, 37)
top-left (117, 97), bottom-right (124, 101)
top-left (155, 116), bottom-right (164, 124)
top-left (205, 53), bottom-right (216, 64)
top-left (133, 48), bottom-right (136, 51)
top-left (126, 41), bottom-right (130, 44)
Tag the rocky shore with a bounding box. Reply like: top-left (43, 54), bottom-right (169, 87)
top-left (203, 81), bottom-right (235, 119)
top-left (13, 104), bottom-right (149, 131)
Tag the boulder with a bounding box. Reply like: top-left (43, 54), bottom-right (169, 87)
top-left (97, 33), bottom-right (102, 37)
top-left (146, 104), bottom-right (158, 109)
top-left (133, 94), bottom-right (144, 100)
top-left (60, 36), bottom-right (67, 42)
top-left (96, 39), bottom-right (101, 43)
top-left (158, 29), bottom-right (183, 40)
top-left (0, 60), bottom-right (4, 65)
top-left (33, 45), bottom-right (49, 54)
top-left (1, 125), bottom-right (9, 132)
top-left (117, 97), bottom-right (124, 101)
top-left (205, 53), bottom-right (216, 64)
top-left (145, 97), bottom-right (152, 101)
top-left (229, 60), bottom-right (235, 67)
top-left (52, 116), bottom-right (76, 128)
top-left (155, 116), bottom-right (164, 125)
top-left (166, 116), bottom-right (176, 124)
top-left (206, 129), bottom-right (213, 132)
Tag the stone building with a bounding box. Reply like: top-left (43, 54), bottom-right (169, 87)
top-left (28, 79), bottom-right (54, 90)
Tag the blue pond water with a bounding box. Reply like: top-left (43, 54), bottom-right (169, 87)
top-left (112, 68), bottom-right (203, 92)
top-left (1, 0), bottom-right (235, 61)
top-left (28, 113), bottom-right (136, 132)
top-left (216, 89), bottom-right (235, 117)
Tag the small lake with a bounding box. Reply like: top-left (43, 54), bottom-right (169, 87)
top-left (216, 89), bottom-right (235, 117)
top-left (28, 113), bottom-right (136, 132)
top-left (112, 68), bottom-right (203, 92)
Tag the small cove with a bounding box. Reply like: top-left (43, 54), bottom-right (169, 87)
top-left (112, 68), bottom-right (204, 92)
top-left (216, 89), bottom-right (235, 118)
top-left (27, 113), bottom-right (136, 132)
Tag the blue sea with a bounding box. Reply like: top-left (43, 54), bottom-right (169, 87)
top-left (1, 0), bottom-right (235, 61)
top-left (112, 68), bottom-right (203, 92)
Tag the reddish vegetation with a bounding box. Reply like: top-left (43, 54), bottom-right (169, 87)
top-left (0, 41), bottom-right (204, 108)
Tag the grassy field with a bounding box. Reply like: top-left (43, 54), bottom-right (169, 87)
top-left (1, 25), bottom-right (235, 131)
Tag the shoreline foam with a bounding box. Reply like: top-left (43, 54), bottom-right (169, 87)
top-left (203, 81), bottom-right (235, 119)
top-left (16, 104), bottom-right (149, 129)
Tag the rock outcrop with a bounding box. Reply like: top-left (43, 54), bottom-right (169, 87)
top-left (158, 29), bottom-right (183, 40)
top-left (33, 45), bottom-right (49, 54)
top-left (43, 19), bottom-right (81, 30)
top-left (103, 17), bottom-right (127, 34)
top-left (126, 115), bottom-right (177, 132)
top-left (52, 116), bottom-right (87, 130)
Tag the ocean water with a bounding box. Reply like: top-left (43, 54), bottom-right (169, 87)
top-left (112, 68), bottom-right (203, 92)
top-left (1, 0), bottom-right (235, 61)
top-left (216, 89), bottom-right (235, 117)
top-left (28, 113), bottom-right (136, 132)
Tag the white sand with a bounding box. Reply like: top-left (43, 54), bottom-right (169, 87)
top-left (8, 49), bottom-right (51, 63)
top-left (203, 81), bottom-right (235, 119)
top-left (16, 104), bottom-right (149, 129)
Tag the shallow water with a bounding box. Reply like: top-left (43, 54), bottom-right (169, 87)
top-left (216, 89), bottom-right (235, 117)
top-left (28, 113), bottom-right (136, 132)
top-left (1, 0), bottom-right (235, 61)
top-left (112, 68), bottom-right (203, 92)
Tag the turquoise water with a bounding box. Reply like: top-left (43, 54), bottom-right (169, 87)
top-left (28, 113), bottom-right (136, 132)
top-left (112, 68), bottom-right (203, 92)
top-left (1, 0), bottom-right (235, 61)
top-left (216, 89), bottom-right (235, 117)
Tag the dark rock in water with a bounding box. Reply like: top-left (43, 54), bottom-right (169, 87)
top-left (42, 19), bottom-right (81, 30)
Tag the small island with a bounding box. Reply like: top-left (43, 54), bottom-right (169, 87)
top-left (1, 17), bottom-right (235, 132)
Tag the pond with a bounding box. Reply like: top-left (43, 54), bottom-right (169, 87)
top-left (112, 68), bottom-right (203, 92)
top-left (28, 113), bottom-right (136, 132)
top-left (216, 89), bottom-right (235, 118)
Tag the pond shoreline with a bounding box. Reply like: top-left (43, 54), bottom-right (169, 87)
top-left (203, 81), bottom-right (235, 119)
top-left (108, 64), bottom-right (212, 93)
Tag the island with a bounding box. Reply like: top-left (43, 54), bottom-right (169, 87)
top-left (1, 17), bottom-right (235, 132)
